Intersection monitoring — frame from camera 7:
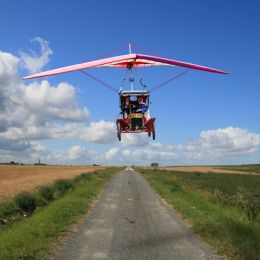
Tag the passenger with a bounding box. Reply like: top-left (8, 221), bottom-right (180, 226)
top-left (136, 97), bottom-right (148, 114)
top-left (130, 97), bottom-right (138, 113)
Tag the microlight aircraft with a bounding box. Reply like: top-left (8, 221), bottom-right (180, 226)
top-left (23, 44), bottom-right (228, 141)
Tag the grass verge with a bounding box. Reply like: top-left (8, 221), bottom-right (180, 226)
top-left (139, 168), bottom-right (260, 260)
top-left (0, 168), bottom-right (117, 259)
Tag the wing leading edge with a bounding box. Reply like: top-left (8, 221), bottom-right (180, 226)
top-left (23, 53), bottom-right (228, 80)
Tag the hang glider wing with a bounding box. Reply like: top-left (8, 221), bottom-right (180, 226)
top-left (23, 53), bottom-right (228, 80)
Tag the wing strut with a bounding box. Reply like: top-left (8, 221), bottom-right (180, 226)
top-left (149, 69), bottom-right (191, 93)
top-left (79, 70), bottom-right (118, 93)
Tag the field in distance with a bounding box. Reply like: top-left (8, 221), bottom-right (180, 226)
top-left (158, 165), bottom-right (260, 175)
top-left (0, 165), bottom-right (106, 201)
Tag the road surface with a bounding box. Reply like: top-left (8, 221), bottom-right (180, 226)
top-left (55, 169), bottom-right (219, 260)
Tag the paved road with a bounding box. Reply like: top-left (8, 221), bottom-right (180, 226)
top-left (55, 169), bottom-right (219, 260)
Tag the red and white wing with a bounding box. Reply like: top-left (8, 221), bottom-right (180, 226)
top-left (23, 53), bottom-right (228, 80)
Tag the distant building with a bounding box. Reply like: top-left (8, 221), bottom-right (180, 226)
top-left (151, 163), bottom-right (159, 167)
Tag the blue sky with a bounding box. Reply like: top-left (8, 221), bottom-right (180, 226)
top-left (0, 0), bottom-right (260, 165)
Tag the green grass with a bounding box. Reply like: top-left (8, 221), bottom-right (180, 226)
top-left (139, 168), bottom-right (260, 260)
top-left (0, 168), bottom-right (117, 259)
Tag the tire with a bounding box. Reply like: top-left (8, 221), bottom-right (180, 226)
top-left (117, 122), bottom-right (121, 141)
top-left (152, 122), bottom-right (155, 140)
top-left (117, 131), bottom-right (121, 141)
top-left (152, 130), bottom-right (155, 140)
top-left (148, 132), bottom-right (151, 137)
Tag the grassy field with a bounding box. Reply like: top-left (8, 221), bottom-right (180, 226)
top-left (0, 165), bottom-right (106, 200)
top-left (139, 168), bottom-right (260, 260)
top-left (0, 168), bottom-right (118, 259)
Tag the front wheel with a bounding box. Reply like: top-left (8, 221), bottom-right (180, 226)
top-left (152, 122), bottom-right (155, 140)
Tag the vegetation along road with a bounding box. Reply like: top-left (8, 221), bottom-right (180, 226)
top-left (55, 168), bottom-right (218, 260)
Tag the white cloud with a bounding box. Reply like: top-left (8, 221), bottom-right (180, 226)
top-left (20, 37), bottom-right (53, 73)
top-left (0, 51), bottom-right (20, 86)
top-left (80, 120), bottom-right (117, 144)
top-left (200, 127), bottom-right (260, 156)
top-left (120, 132), bottom-right (149, 147)
top-left (68, 145), bottom-right (86, 160)
top-left (2, 125), bottom-right (260, 165)
top-left (122, 149), bottom-right (131, 157)
top-left (105, 147), bottom-right (119, 160)
top-left (0, 43), bottom-right (91, 152)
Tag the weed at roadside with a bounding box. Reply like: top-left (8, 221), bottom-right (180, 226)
top-left (14, 192), bottom-right (36, 213)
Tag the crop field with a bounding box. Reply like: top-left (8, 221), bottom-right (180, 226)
top-left (0, 168), bottom-right (117, 259)
top-left (140, 168), bottom-right (260, 259)
top-left (214, 164), bottom-right (260, 174)
top-left (160, 165), bottom-right (260, 175)
top-left (0, 165), bottom-right (106, 201)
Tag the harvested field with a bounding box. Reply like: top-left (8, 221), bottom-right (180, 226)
top-left (0, 165), bottom-right (106, 200)
top-left (159, 166), bottom-right (259, 175)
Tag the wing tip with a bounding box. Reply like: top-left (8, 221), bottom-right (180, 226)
top-left (218, 71), bottom-right (229, 75)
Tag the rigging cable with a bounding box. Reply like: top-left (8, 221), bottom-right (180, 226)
top-left (149, 69), bottom-right (191, 93)
top-left (79, 70), bottom-right (118, 93)
top-left (119, 69), bottom-right (130, 92)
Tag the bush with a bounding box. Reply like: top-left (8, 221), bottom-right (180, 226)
top-left (38, 186), bottom-right (54, 202)
top-left (73, 173), bottom-right (92, 184)
top-left (53, 179), bottom-right (73, 195)
top-left (213, 189), bottom-right (224, 203)
top-left (212, 189), bottom-right (233, 205)
top-left (14, 192), bottom-right (36, 213)
top-left (234, 186), bottom-right (260, 223)
top-left (0, 202), bottom-right (18, 217)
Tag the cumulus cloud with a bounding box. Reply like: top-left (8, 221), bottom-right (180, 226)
top-left (105, 148), bottom-right (119, 160)
top-left (0, 51), bottom-right (20, 111)
top-left (68, 145), bottom-right (86, 161)
top-left (120, 132), bottom-right (150, 147)
top-left (2, 125), bottom-right (260, 165)
top-left (200, 127), bottom-right (260, 156)
top-left (80, 120), bottom-right (117, 144)
top-left (0, 40), bottom-right (94, 153)
top-left (20, 37), bottom-right (53, 73)
top-left (98, 127), bottom-right (260, 165)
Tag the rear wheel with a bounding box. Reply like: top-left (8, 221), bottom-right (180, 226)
top-left (117, 131), bottom-right (121, 141)
top-left (148, 132), bottom-right (151, 137)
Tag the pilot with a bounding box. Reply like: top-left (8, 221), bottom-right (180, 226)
top-left (122, 97), bottom-right (130, 118)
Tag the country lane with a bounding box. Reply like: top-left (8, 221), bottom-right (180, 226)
top-left (54, 169), bottom-right (219, 260)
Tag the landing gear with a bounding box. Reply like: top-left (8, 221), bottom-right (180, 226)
top-left (152, 122), bottom-right (155, 140)
top-left (117, 122), bottom-right (121, 141)
top-left (148, 122), bottom-right (155, 140)
top-left (152, 130), bottom-right (155, 140)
